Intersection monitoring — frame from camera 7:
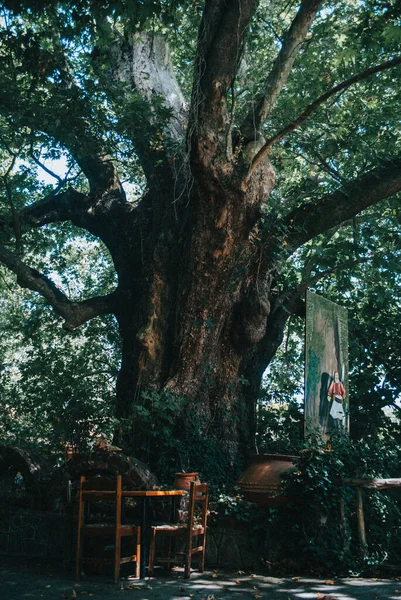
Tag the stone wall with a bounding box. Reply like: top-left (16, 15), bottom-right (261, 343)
top-left (207, 522), bottom-right (261, 569)
top-left (0, 508), bottom-right (72, 561)
top-left (0, 507), bottom-right (260, 569)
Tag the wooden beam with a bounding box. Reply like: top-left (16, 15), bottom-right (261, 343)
top-left (344, 478), bottom-right (401, 490)
top-left (355, 487), bottom-right (368, 553)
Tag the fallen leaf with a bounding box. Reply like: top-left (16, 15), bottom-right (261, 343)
top-left (74, 584), bottom-right (81, 588)
top-left (124, 584), bottom-right (141, 590)
top-left (235, 580), bottom-right (241, 584)
top-left (212, 573), bottom-right (218, 578)
top-left (325, 580), bottom-right (335, 585)
top-left (189, 595), bottom-right (194, 598)
top-left (147, 586), bottom-right (152, 590)
top-left (254, 595), bottom-right (262, 599)
top-left (237, 570), bottom-right (245, 575)
top-left (292, 577), bottom-right (300, 581)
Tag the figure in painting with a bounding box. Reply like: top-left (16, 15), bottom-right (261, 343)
top-left (305, 292), bottom-right (349, 438)
top-left (327, 370), bottom-right (346, 428)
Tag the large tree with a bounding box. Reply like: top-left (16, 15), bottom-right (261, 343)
top-left (1, 0), bottom-right (401, 479)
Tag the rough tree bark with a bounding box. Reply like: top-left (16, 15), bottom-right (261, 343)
top-left (1, 0), bottom-right (401, 481)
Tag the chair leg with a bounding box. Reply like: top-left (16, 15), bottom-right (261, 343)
top-left (148, 527), bottom-right (156, 576)
top-left (184, 529), bottom-right (193, 578)
top-left (184, 552), bottom-right (191, 578)
top-left (76, 481), bottom-right (85, 580)
top-left (114, 530), bottom-right (122, 583)
top-left (75, 529), bottom-right (83, 580)
top-left (199, 534), bottom-right (206, 572)
top-left (167, 537), bottom-right (172, 570)
top-left (114, 552), bottom-right (120, 583)
top-left (199, 549), bottom-right (205, 573)
top-left (135, 528), bottom-right (141, 579)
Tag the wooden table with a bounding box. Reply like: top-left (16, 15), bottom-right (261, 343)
top-left (122, 490), bottom-right (186, 578)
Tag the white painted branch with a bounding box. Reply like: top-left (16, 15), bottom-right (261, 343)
top-left (111, 33), bottom-right (188, 143)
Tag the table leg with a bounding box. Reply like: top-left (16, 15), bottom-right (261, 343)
top-left (140, 497), bottom-right (148, 578)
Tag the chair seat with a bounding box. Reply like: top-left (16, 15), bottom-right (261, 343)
top-left (152, 523), bottom-right (204, 533)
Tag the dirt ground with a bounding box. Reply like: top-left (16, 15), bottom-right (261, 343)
top-left (1, 559), bottom-right (401, 600)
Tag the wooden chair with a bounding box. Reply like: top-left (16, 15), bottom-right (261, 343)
top-left (148, 481), bottom-right (208, 578)
top-left (76, 475), bottom-right (140, 582)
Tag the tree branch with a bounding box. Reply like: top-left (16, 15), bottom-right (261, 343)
top-left (272, 155), bottom-right (401, 258)
top-left (0, 244), bottom-right (116, 330)
top-left (0, 35), bottom-right (124, 198)
top-left (241, 0), bottom-right (323, 139)
top-left (17, 187), bottom-right (89, 231)
top-left (44, 45), bottom-right (126, 197)
top-left (102, 32), bottom-right (188, 193)
top-left (283, 258), bottom-right (369, 309)
top-left (257, 257), bottom-right (368, 373)
top-left (249, 55), bottom-right (401, 175)
top-left (28, 144), bottom-right (64, 183)
top-left (0, 186), bottom-right (134, 269)
top-left (0, 154), bottom-right (22, 253)
top-left (191, 0), bottom-right (256, 133)
top-left (111, 33), bottom-right (188, 144)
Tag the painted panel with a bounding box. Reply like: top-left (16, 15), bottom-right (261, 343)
top-left (305, 291), bottom-right (349, 438)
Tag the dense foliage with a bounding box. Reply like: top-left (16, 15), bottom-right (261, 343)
top-left (0, 233), bottom-right (120, 455)
top-left (0, 0), bottom-right (400, 484)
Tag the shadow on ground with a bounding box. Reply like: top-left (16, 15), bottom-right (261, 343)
top-left (1, 559), bottom-right (401, 600)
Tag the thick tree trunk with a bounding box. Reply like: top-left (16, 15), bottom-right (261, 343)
top-left (102, 20), bottom-right (281, 480)
top-left (115, 292), bottom-right (287, 483)
top-left (110, 148), bottom-right (279, 483)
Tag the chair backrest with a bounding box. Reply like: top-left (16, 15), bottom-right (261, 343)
top-left (78, 475), bottom-right (123, 524)
top-left (80, 475), bottom-right (122, 499)
top-left (187, 481), bottom-right (208, 531)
